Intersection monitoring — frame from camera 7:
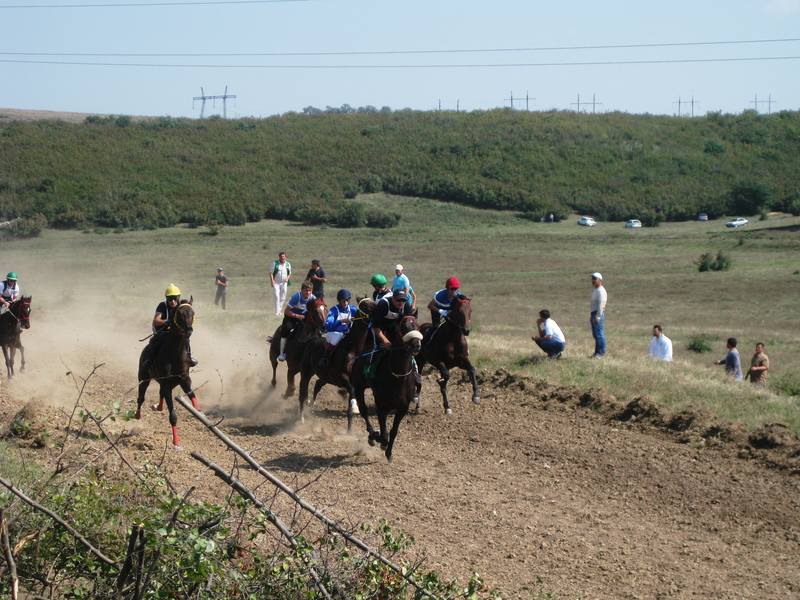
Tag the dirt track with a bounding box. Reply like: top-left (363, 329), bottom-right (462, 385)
top-left (3, 363), bottom-right (799, 600)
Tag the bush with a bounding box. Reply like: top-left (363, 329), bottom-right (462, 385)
top-left (728, 181), bottom-right (771, 215)
top-left (771, 373), bottom-right (800, 397)
top-left (703, 139), bottom-right (725, 155)
top-left (687, 334), bottom-right (713, 353)
top-left (365, 208), bottom-right (400, 228)
top-left (334, 202), bottom-right (365, 227)
top-left (697, 250), bottom-right (731, 272)
top-left (7, 213), bottom-right (47, 237)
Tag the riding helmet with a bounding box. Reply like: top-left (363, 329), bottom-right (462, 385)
top-left (164, 283), bottom-right (182, 297)
top-left (445, 276), bottom-right (461, 290)
top-left (370, 273), bottom-right (388, 286)
top-left (337, 288), bottom-right (352, 302)
top-left (6, 272), bottom-right (17, 281)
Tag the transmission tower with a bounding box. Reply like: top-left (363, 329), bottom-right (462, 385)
top-left (192, 85), bottom-right (237, 119)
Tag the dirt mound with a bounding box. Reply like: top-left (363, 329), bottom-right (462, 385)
top-left (749, 423), bottom-right (800, 449)
top-left (4, 401), bottom-right (54, 447)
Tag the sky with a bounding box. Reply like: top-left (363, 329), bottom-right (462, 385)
top-left (1, 0), bottom-right (799, 117)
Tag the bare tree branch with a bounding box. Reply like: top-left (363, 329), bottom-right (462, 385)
top-left (191, 452), bottom-right (333, 600)
top-left (174, 395), bottom-right (438, 599)
top-left (0, 507), bottom-right (19, 600)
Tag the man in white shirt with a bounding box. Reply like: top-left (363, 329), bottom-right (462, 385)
top-left (648, 325), bottom-right (673, 362)
top-left (532, 309), bottom-right (566, 358)
top-left (590, 272), bottom-right (608, 358)
top-left (269, 251), bottom-right (292, 317)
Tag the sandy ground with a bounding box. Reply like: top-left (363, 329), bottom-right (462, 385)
top-left (2, 347), bottom-right (798, 599)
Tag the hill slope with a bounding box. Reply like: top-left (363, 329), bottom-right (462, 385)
top-left (1, 109), bottom-right (799, 230)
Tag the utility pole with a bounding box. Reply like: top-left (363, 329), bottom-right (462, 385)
top-left (765, 94), bottom-right (776, 114)
top-left (505, 91), bottom-right (515, 110)
top-left (673, 96), bottom-right (683, 117)
top-left (456, 99), bottom-right (460, 112)
top-left (524, 91), bottom-right (536, 111)
top-left (689, 95), bottom-right (699, 117)
top-left (438, 98), bottom-right (441, 112)
top-left (192, 85), bottom-right (237, 119)
top-left (590, 93), bottom-right (603, 114)
top-left (571, 93), bottom-right (583, 113)
top-left (750, 93), bottom-right (761, 113)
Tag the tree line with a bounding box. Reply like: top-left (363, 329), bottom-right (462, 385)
top-left (1, 108), bottom-right (798, 235)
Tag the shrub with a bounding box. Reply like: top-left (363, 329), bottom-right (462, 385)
top-left (728, 181), bottom-right (771, 215)
top-left (771, 373), bottom-right (800, 397)
top-left (697, 250), bottom-right (731, 272)
top-left (365, 208), bottom-right (400, 228)
top-left (703, 139), bottom-right (725, 155)
top-left (687, 334), bottom-right (713, 353)
top-left (8, 213), bottom-right (47, 237)
top-left (334, 202), bottom-right (365, 227)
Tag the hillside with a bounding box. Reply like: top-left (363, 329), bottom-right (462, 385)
top-left (1, 109), bottom-right (799, 231)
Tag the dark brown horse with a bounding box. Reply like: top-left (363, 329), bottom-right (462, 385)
top-left (0, 297), bottom-right (31, 379)
top-left (297, 299), bottom-right (372, 430)
top-left (416, 296), bottom-right (479, 414)
top-left (136, 300), bottom-right (199, 449)
top-left (352, 315), bottom-right (422, 462)
top-left (267, 298), bottom-right (326, 398)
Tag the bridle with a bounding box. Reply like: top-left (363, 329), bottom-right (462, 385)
top-left (444, 298), bottom-right (471, 336)
top-left (170, 303), bottom-right (194, 336)
top-left (3, 298), bottom-right (30, 327)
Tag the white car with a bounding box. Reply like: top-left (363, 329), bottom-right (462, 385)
top-left (725, 217), bottom-right (749, 228)
top-left (577, 216), bottom-right (596, 227)
top-left (624, 219), bottom-right (642, 229)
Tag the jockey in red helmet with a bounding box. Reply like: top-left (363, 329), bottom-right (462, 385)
top-left (428, 276), bottom-right (465, 327)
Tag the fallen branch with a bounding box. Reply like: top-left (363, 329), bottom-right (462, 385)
top-left (174, 395), bottom-right (437, 599)
top-left (0, 508), bottom-right (19, 600)
top-left (191, 452), bottom-right (333, 600)
top-left (116, 524), bottom-right (142, 598)
top-left (0, 477), bottom-right (116, 567)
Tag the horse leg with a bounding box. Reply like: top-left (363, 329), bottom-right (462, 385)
top-left (298, 369), bottom-right (312, 423)
top-left (161, 385), bottom-right (181, 450)
top-left (355, 384), bottom-right (376, 444)
top-left (343, 380), bottom-right (358, 433)
top-left (311, 378), bottom-right (325, 407)
top-left (136, 379), bottom-right (150, 419)
top-left (7, 344), bottom-right (16, 379)
top-left (465, 361), bottom-right (480, 404)
top-left (385, 407), bottom-right (407, 463)
top-left (17, 340), bottom-right (25, 373)
top-left (270, 356), bottom-right (278, 387)
top-left (377, 406), bottom-right (390, 451)
top-left (179, 378), bottom-right (199, 411)
top-left (436, 364), bottom-right (451, 415)
top-left (2, 344), bottom-right (11, 379)
top-left (284, 366), bottom-right (297, 398)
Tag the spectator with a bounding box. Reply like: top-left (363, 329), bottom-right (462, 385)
top-left (716, 337), bottom-right (743, 381)
top-left (305, 259), bottom-right (327, 301)
top-left (648, 325), bottom-right (673, 362)
top-left (589, 272), bottom-right (608, 358)
top-left (531, 309), bottom-right (566, 358)
top-left (214, 267), bottom-right (228, 310)
top-left (391, 264), bottom-right (416, 310)
top-left (270, 251), bottom-right (292, 317)
top-left (746, 342), bottom-right (769, 386)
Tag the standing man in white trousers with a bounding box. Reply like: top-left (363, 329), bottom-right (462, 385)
top-left (270, 251), bottom-right (292, 317)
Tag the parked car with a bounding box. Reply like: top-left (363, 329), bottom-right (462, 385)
top-left (725, 217), bottom-right (749, 228)
top-left (624, 219), bottom-right (642, 229)
top-left (698, 213), bottom-right (709, 221)
top-left (577, 216), bottom-right (596, 227)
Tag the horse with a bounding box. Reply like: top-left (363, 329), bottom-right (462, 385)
top-left (136, 300), bottom-right (199, 449)
top-left (297, 298), bottom-right (372, 430)
top-left (0, 297), bottom-right (31, 379)
top-left (267, 298), bottom-right (327, 398)
top-left (416, 296), bottom-right (479, 414)
top-left (351, 315), bottom-right (423, 462)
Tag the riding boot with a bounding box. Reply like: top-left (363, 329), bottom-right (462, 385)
top-left (278, 338), bottom-right (287, 361)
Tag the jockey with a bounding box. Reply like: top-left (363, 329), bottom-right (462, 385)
top-left (278, 280), bottom-right (316, 361)
top-left (0, 272), bottom-right (21, 312)
top-left (428, 276), bottom-right (466, 327)
top-left (370, 273), bottom-right (392, 302)
top-left (144, 283), bottom-right (197, 369)
top-left (371, 289), bottom-right (414, 349)
top-left (325, 288), bottom-right (358, 347)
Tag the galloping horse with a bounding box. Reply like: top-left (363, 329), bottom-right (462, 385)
top-left (351, 315), bottom-right (423, 462)
top-left (416, 296), bottom-right (480, 414)
top-left (297, 298), bottom-right (372, 430)
top-left (267, 298), bottom-right (326, 398)
top-left (136, 300), bottom-right (199, 449)
top-left (0, 297), bottom-right (31, 379)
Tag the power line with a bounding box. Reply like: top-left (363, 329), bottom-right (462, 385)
top-left (0, 0), bottom-right (309, 7)
top-left (2, 37), bottom-right (799, 54)
top-left (1, 55), bottom-right (799, 69)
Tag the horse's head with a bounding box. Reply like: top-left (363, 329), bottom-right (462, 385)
top-left (447, 296), bottom-right (472, 336)
top-left (11, 296), bottom-right (32, 330)
top-left (397, 315), bottom-right (423, 355)
top-left (173, 301), bottom-right (195, 337)
top-left (305, 297), bottom-right (327, 329)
